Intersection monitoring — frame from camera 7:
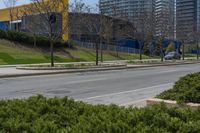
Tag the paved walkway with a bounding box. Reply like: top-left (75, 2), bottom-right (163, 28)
top-left (0, 67), bottom-right (65, 77)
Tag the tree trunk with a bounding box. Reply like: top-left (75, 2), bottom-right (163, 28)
top-left (182, 43), bottom-right (185, 60)
top-left (100, 39), bottom-right (103, 62)
top-left (96, 42), bottom-right (99, 66)
top-left (50, 40), bottom-right (54, 67)
top-left (197, 43), bottom-right (199, 60)
top-left (34, 35), bottom-right (37, 47)
top-left (49, 24), bottom-right (54, 67)
top-left (116, 45), bottom-right (119, 57)
top-left (9, 10), bottom-right (12, 30)
top-left (139, 43), bottom-right (142, 60)
top-left (160, 43), bottom-right (164, 62)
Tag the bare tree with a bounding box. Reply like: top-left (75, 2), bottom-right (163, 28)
top-left (83, 12), bottom-right (101, 65)
top-left (3, 0), bottom-right (18, 30)
top-left (188, 26), bottom-right (200, 60)
top-left (99, 15), bottom-right (114, 62)
top-left (136, 12), bottom-right (154, 60)
top-left (23, 0), bottom-right (68, 67)
top-left (117, 10), bottom-right (153, 60)
top-left (22, 8), bottom-right (43, 47)
top-left (176, 21), bottom-right (196, 60)
top-left (156, 9), bottom-right (174, 62)
top-left (69, 0), bottom-right (103, 65)
top-left (69, 0), bottom-right (91, 41)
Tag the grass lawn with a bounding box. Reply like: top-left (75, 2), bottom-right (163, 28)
top-left (0, 39), bottom-right (152, 65)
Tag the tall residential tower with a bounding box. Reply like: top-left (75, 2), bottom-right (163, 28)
top-left (100, 0), bottom-right (175, 39)
top-left (176, 0), bottom-right (200, 41)
top-left (99, 0), bottom-right (154, 23)
top-left (155, 0), bottom-right (175, 39)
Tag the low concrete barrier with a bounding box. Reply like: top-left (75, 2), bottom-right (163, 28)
top-left (147, 98), bottom-right (200, 109)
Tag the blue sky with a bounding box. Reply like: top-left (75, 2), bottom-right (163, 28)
top-left (0, 0), bottom-right (98, 9)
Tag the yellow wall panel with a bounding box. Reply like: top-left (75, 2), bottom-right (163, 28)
top-left (0, 3), bottom-right (32, 21)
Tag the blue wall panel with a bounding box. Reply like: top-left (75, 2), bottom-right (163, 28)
top-left (0, 22), bottom-right (9, 30)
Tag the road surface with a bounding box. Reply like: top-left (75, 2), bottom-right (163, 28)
top-left (0, 63), bottom-right (200, 107)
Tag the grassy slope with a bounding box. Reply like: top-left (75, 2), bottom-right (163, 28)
top-left (0, 39), bottom-right (151, 65)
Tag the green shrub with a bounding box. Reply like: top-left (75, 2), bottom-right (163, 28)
top-left (0, 95), bottom-right (200, 132)
top-left (0, 30), bottom-right (7, 39)
top-left (157, 72), bottom-right (200, 103)
top-left (0, 29), bottom-right (71, 48)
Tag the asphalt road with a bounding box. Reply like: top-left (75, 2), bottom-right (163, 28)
top-left (0, 63), bottom-right (200, 106)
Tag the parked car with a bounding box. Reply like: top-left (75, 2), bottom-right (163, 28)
top-left (164, 52), bottom-right (181, 60)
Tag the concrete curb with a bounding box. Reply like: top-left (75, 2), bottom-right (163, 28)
top-left (16, 64), bottom-right (127, 70)
top-left (1, 61), bottom-right (200, 78)
top-left (147, 98), bottom-right (200, 109)
top-left (0, 66), bottom-right (128, 78)
top-left (127, 60), bottom-right (200, 69)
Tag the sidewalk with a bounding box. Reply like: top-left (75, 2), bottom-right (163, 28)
top-left (0, 60), bottom-right (200, 78)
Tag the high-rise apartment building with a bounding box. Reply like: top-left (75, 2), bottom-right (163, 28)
top-left (176, 0), bottom-right (200, 41)
top-left (100, 0), bottom-right (175, 39)
top-left (155, 0), bottom-right (175, 39)
top-left (99, 0), bottom-right (154, 23)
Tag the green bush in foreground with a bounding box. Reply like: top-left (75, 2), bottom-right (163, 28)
top-left (0, 95), bottom-right (200, 133)
top-left (157, 72), bottom-right (200, 103)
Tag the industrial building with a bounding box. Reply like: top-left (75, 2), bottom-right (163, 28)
top-left (0, 0), bottom-right (68, 41)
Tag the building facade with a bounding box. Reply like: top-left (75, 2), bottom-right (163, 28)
top-left (100, 0), bottom-right (175, 39)
top-left (99, 0), bottom-right (155, 23)
top-left (176, 0), bottom-right (200, 42)
top-left (155, 0), bottom-right (175, 39)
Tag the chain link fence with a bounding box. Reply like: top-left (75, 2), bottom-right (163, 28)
top-left (72, 41), bottom-right (141, 54)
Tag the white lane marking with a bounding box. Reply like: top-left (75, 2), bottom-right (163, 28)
top-left (85, 83), bottom-right (173, 100)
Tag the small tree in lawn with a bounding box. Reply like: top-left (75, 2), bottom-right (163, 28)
top-left (99, 13), bottom-right (114, 62)
top-left (119, 10), bottom-right (153, 60)
top-left (189, 26), bottom-right (200, 60)
top-left (25, 0), bottom-right (68, 67)
top-left (84, 11), bottom-right (101, 66)
top-left (70, 0), bottom-right (104, 65)
top-left (22, 9), bottom-right (42, 47)
top-left (136, 12), bottom-right (154, 60)
top-left (156, 9), bottom-right (173, 62)
top-left (69, 0), bottom-right (91, 41)
top-left (3, 0), bottom-right (18, 30)
top-left (177, 21), bottom-right (195, 60)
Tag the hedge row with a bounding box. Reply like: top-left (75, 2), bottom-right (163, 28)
top-left (157, 72), bottom-right (200, 103)
top-left (0, 95), bottom-right (200, 132)
top-left (0, 29), bottom-right (71, 48)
